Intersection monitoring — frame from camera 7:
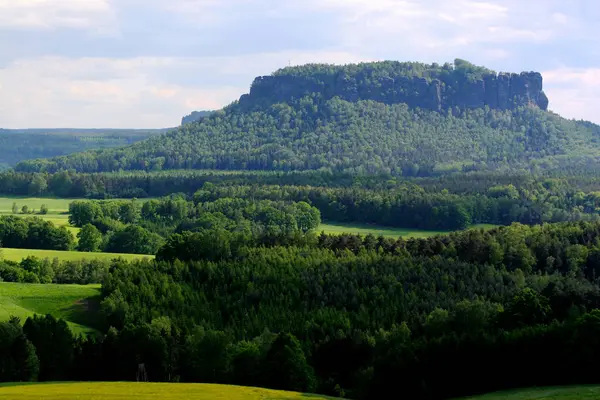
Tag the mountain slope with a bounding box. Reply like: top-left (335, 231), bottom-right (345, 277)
top-left (14, 60), bottom-right (600, 176)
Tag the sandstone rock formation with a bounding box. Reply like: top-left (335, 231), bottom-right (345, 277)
top-left (238, 61), bottom-right (549, 112)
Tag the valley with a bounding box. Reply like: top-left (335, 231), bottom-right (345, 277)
top-left (1, 59), bottom-right (600, 400)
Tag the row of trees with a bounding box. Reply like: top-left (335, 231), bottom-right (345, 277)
top-left (67, 196), bottom-right (321, 255)
top-left (6, 169), bottom-right (600, 230)
top-left (0, 216), bottom-right (73, 251)
top-left (0, 255), bottom-right (112, 285)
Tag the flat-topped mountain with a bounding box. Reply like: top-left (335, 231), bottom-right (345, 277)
top-left (239, 59), bottom-right (548, 112)
top-left (14, 59), bottom-right (600, 176)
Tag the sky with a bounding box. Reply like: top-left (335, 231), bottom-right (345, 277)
top-left (0, 0), bottom-right (599, 128)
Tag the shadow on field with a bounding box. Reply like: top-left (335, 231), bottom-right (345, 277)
top-left (60, 295), bottom-right (104, 330)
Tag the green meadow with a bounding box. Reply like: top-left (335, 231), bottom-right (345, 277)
top-left (0, 282), bottom-right (101, 335)
top-left (1, 248), bottom-right (154, 263)
top-left (319, 222), bottom-right (497, 239)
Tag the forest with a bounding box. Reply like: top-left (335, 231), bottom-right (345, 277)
top-left (3, 60), bottom-right (600, 399)
top-left (4, 221), bottom-right (600, 399)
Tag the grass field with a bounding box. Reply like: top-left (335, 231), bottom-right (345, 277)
top-left (460, 386), bottom-right (600, 399)
top-left (319, 222), bottom-right (498, 239)
top-left (1, 248), bottom-right (154, 262)
top-left (0, 382), bottom-right (341, 399)
top-left (0, 197), bottom-right (74, 213)
top-left (0, 282), bottom-right (101, 335)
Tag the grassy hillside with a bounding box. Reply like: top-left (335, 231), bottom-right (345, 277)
top-left (0, 382), bottom-right (341, 399)
top-left (0, 282), bottom-right (101, 334)
top-left (460, 386), bottom-right (600, 399)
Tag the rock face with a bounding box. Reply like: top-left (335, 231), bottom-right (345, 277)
top-left (239, 62), bottom-right (549, 112)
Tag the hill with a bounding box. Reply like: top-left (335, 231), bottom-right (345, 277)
top-left (0, 382), bottom-right (341, 399)
top-left (13, 59), bottom-right (600, 176)
top-left (0, 128), bottom-right (167, 168)
top-left (16, 60), bottom-right (600, 176)
top-left (0, 282), bottom-right (101, 334)
top-left (459, 386), bottom-right (600, 399)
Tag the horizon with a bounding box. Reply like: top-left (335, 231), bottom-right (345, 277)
top-left (1, 0), bottom-right (599, 128)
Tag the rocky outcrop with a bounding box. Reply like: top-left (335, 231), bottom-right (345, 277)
top-left (181, 110), bottom-right (214, 125)
top-left (238, 62), bottom-right (549, 112)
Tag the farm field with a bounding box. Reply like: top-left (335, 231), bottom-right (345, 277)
top-left (0, 196), bottom-right (151, 214)
top-left (459, 385), bottom-right (600, 399)
top-left (1, 248), bottom-right (154, 262)
top-left (0, 382), bottom-right (342, 399)
top-left (319, 222), bottom-right (498, 238)
top-left (0, 197), bottom-right (74, 213)
top-left (0, 282), bottom-right (101, 335)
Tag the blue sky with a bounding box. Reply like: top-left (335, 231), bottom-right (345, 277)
top-left (0, 0), bottom-right (599, 128)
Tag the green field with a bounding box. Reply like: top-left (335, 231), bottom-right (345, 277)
top-left (460, 386), bottom-right (600, 399)
top-left (0, 282), bottom-right (101, 335)
top-left (319, 222), bottom-right (498, 238)
top-left (0, 382), bottom-right (341, 399)
top-left (1, 248), bottom-right (154, 262)
top-left (0, 197), bottom-right (74, 213)
top-left (0, 196), bottom-right (150, 215)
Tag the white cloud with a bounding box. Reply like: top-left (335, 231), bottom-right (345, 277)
top-left (304, 0), bottom-right (568, 59)
top-left (0, 0), bottom-right (115, 32)
top-left (543, 67), bottom-right (600, 123)
top-left (0, 51), bottom-right (370, 128)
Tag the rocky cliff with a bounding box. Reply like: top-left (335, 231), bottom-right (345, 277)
top-left (238, 60), bottom-right (549, 112)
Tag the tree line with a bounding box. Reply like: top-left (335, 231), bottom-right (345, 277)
top-left (0, 256), bottom-right (111, 285)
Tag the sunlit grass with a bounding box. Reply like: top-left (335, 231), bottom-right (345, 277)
top-left (319, 222), bottom-right (498, 239)
top-left (1, 248), bottom-right (154, 263)
top-left (0, 382), bottom-right (342, 399)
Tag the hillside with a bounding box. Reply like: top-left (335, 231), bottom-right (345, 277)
top-left (13, 60), bottom-right (600, 176)
top-left (0, 128), bottom-right (167, 168)
top-left (0, 282), bottom-right (100, 334)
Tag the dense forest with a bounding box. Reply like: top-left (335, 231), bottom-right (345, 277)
top-left (13, 60), bottom-right (600, 176)
top-left (5, 221), bottom-right (600, 398)
top-left (0, 129), bottom-right (165, 168)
